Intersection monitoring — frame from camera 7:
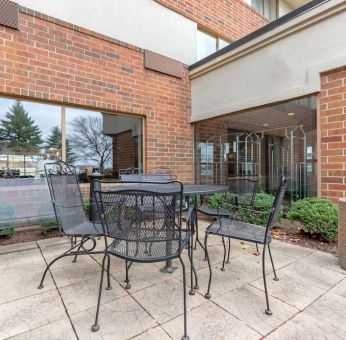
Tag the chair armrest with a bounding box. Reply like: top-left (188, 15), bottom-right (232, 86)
top-left (226, 204), bottom-right (271, 216)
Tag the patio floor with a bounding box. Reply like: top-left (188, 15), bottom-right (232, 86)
top-left (0, 221), bottom-right (345, 340)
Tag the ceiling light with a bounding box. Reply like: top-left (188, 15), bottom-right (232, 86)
top-left (288, 112), bottom-right (295, 116)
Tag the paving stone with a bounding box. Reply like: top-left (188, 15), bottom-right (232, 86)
top-left (132, 278), bottom-right (206, 324)
top-left (7, 318), bottom-right (77, 340)
top-left (41, 242), bottom-right (95, 270)
top-left (0, 241), bottom-right (37, 255)
top-left (279, 259), bottom-right (344, 291)
top-left (113, 262), bottom-right (173, 292)
top-left (236, 250), bottom-right (296, 274)
top-left (59, 276), bottom-right (127, 315)
top-left (193, 257), bottom-right (263, 298)
top-left (162, 301), bottom-right (261, 340)
top-left (271, 242), bottom-right (315, 259)
top-left (330, 278), bottom-right (346, 298)
top-left (0, 290), bottom-right (66, 340)
top-left (37, 236), bottom-right (70, 248)
top-left (0, 264), bottom-right (55, 304)
top-left (71, 295), bottom-right (157, 340)
top-left (251, 269), bottom-right (325, 310)
top-left (132, 326), bottom-right (171, 340)
top-left (0, 249), bottom-right (45, 274)
top-left (299, 250), bottom-right (346, 274)
top-left (304, 292), bottom-right (346, 331)
top-left (267, 312), bottom-right (346, 340)
top-left (213, 285), bottom-right (299, 336)
top-left (50, 258), bottom-right (102, 287)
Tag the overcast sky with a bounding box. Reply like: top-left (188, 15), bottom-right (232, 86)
top-left (0, 98), bottom-right (101, 140)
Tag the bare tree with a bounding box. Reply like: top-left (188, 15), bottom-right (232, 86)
top-left (69, 116), bottom-right (112, 173)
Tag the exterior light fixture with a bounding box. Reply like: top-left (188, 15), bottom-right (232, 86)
top-left (288, 112), bottom-right (295, 116)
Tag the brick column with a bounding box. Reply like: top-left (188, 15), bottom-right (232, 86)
top-left (320, 68), bottom-right (346, 202)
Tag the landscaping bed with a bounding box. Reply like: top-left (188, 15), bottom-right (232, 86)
top-left (272, 219), bottom-right (337, 255)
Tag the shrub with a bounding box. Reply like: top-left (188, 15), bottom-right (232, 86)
top-left (287, 197), bottom-right (338, 242)
top-left (208, 191), bottom-right (278, 226)
top-left (41, 219), bottom-right (58, 233)
top-left (240, 192), bottom-right (278, 226)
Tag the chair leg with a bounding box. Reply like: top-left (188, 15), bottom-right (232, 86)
top-left (125, 260), bottom-right (131, 289)
top-left (204, 232), bottom-right (212, 299)
top-left (178, 255), bottom-right (190, 340)
top-left (268, 244), bottom-right (279, 281)
top-left (221, 237), bottom-right (226, 271)
top-left (194, 217), bottom-right (199, 250)
top-left (91, 252), bottom-right (107, 332)
top-left (38, 242), bottom-right (80, 289)
top-left (106, 254), bottom-right (112, 290)
top-left (262, 244), bottom-right (272, 316)
top-left (226, 238), bottom-right (231, 264)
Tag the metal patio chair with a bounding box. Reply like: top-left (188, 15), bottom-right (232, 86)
top-left (204, 177), bottom-right (288, 315)
top-left (92, 181), bottom-right (190, 340)
top-left (198, 176), bottom-right (258, 268)
top-left (37, 161), bottom-right (110, 290)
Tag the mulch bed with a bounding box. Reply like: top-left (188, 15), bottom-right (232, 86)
top-left (0, 226), bottom-right (60, 247)
top-left (272, 218), bottom-right (337, 255)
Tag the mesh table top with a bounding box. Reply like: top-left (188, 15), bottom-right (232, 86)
top-left (108, 183), bottom-right (228, 196)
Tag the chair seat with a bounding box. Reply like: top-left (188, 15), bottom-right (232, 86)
top-left (64, 221), bottom-right (103, 236)
top-left (206, 218), bottom-right (271, 244)
top-left (198, 206), bottom-right (234, 218)
top-left (107, 230), bottom-right (190, 262)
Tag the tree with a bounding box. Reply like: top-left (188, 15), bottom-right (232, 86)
top-left (69, 116), bottom-right (112, 172)
top-left (46, 126), bottom-right (77, 164)
top-left (0, 101), bottom-right (43, 152)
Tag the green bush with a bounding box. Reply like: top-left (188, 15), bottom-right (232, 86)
top-left (41, 219), bottom-right (58, 232)
top-left (287, 197), bottom-right (338, 242)
top-left (207, 192), bottom-right (237, 211)
top-left (240, 192), bottom-right (278, 226)
top-left (208, 191), bottom-right (278, 226)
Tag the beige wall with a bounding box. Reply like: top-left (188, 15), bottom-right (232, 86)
top-left (190, 0), bottom-right (346, 122)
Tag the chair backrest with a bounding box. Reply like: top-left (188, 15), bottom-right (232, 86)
top-left (266, 177), bottom-right (288, 233)
top-left (44, 161), bottom-right (88, 234)
top-left (225, 176), bottom-right (258, 206)
top-left (120, 173), bottom-right (172, 182)
top-left (94, 181), bottom-right (185, 256)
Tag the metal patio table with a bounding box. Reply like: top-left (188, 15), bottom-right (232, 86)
top-left (105, 182), bottom-right (228, 293)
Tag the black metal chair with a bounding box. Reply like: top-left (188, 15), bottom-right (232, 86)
top-left (92, 181), bottom-right (190, 340)
top-left (37, 161), bottom-right (110, 290)
top-left (204, 177), bottom-right (288, 315)
top-left (198, 177), bottom-right (258, 268)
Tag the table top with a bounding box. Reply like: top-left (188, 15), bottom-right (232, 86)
top-left (109, 183), bottom-right (228, 196)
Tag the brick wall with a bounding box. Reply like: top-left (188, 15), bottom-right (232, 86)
top-left (155, 0), bottom-right (268, 41)
top-left (320, 67), bottom-right (346, 201)
top-left (0, 8), bottom-right (192, 182)
top-left (113, 130), bottom-right (136, 174)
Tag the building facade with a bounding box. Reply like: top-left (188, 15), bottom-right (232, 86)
top-left (0, 0), bottom-right (343, 229)
top-left (0, 0), bottom-right (270, 225)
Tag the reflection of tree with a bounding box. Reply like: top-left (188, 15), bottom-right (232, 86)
top-left (0, 101), bottom-right (43, 175)
top-left (69, 116), bottom-right (112, 172)
top-left (46, 126), bottom-right (76, 163)
top-left (0, 101), bottom-right (42, 152)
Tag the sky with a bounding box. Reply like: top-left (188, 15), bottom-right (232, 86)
top-left (0, 97), bottom-right (101, 140)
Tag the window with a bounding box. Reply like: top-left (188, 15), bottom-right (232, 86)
top-left (0, 98), bottom-right (61, 178)
top-left (197, 29), bottom-right (230, 61)
top-left (0, 97), bottom-right (143, 180)
top-left (246, 0), bottom-right (277, 20)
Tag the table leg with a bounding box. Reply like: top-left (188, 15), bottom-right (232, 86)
top-left (161, 259), bottom-right (177, 273)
